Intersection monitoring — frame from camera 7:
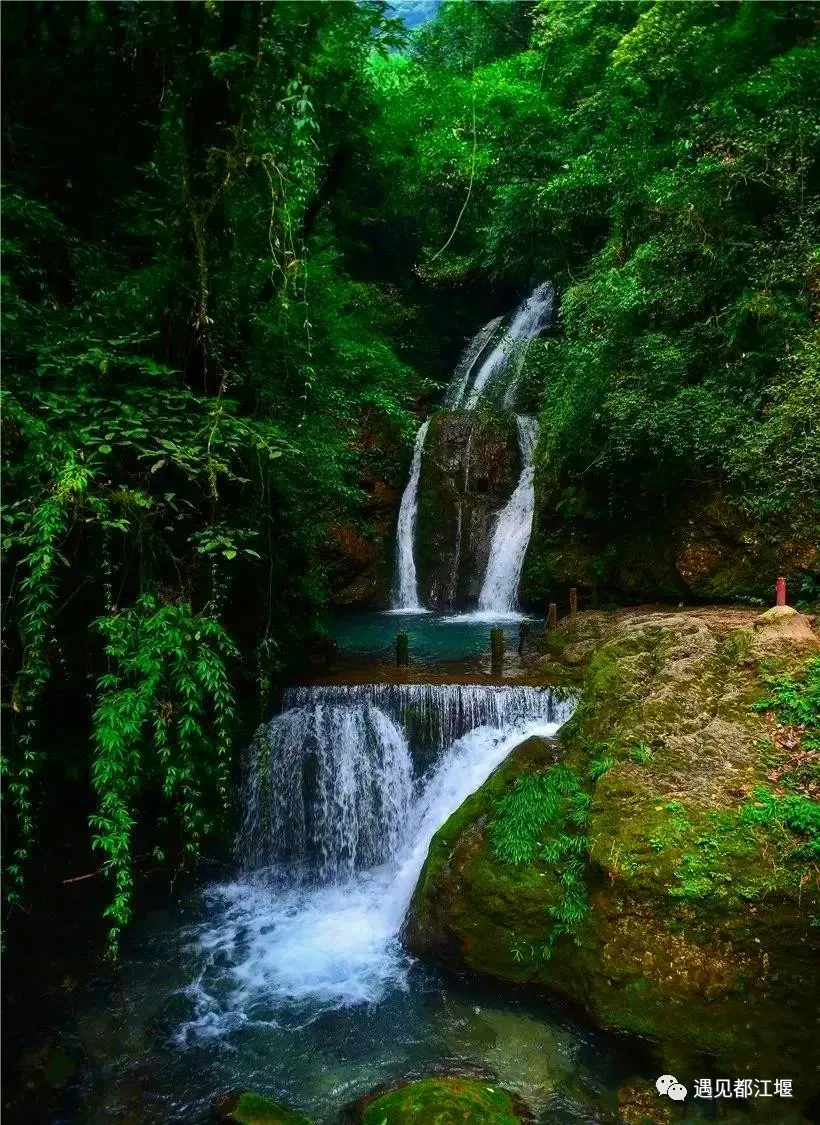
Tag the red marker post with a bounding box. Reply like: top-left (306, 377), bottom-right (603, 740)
top-left (776, 576), bottom-right (786, 607)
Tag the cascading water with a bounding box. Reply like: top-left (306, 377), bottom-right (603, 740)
top-left (476, 415), bottom-right (540, 616)
top-left (178, 683), bottom-right (574, 1039)
top-left (390, 419), bottom-right (430, 612)
top-left (453, 282), bottom-right (554, 411)
top-left (389, 283), bottom-right (553, 614)
top-left (444, 314), bottom-right (504, 409)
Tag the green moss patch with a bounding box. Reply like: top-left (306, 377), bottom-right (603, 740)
top-left (216, 1091), bottom-right (312, 1125)
top-left (408, 610), bottom-right (820, 1081)
top-left (356, 1076), bottom-right (525, 1124)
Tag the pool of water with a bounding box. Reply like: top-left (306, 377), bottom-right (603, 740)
top-left (331, 611), bottom-right (536, 664)
top-left (57, 881), bottom-right (651, 1125)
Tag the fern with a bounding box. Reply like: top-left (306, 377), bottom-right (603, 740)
top-left (753, 658), bottom-right (820, 750)
top-left (90, 595), bottom-right (236, 957)
top-left (490, 764), bottom-right (590, 959)
top-left (740, 787), bottom-right (820, 861)
top-left (5, 450), bottom-right (92, 904)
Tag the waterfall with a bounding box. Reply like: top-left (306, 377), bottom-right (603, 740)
top-left (391, 419), bottom-right (430, 612)
top-left (453, 282), bottom-right (554, 411)
top-left (240, 699), bottom-right (414, 877)
top-left (477, 416), bottom-right (540, 616)
top-left (181, 684), bottom-right (574, 1036)
top-left (444, 315), bottom-right (504, 408)
top-left (388, 284), bottom-right (552, 613)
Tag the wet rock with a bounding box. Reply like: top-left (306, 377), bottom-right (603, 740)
top-left (615, 1079), bottom-right (672, 1125)
top-left (416, 410), bottom-right (520, 610)
top-left (753, 607), bottom-right (817, 650)
top-left (216, 1090), bottom-right (312, 1124)
top-left (341, 1076), bottom-right (529, 1124)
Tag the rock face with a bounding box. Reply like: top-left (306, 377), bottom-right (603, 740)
top-left (406, 610), bottom-right (820, 1092)
top-left (342, 1076), bottom-right (528, 1124)
top-left (416, 410), bottom-right (520, 610)
top-left (521, 489), bottom-right (819, 608)
top-left (327, 475), bottom-right (400, 609)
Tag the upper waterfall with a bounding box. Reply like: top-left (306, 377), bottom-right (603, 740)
top-left (448, 282), bottom-right (554, 412)
top-left (391, 418), bottom-right (430, 612)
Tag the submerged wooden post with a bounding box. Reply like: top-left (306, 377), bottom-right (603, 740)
top-left (396, 632), bottom-right (409, 666)
top-left (776, 576), bottom-right (786, 607)
top-left (490, 626), bottom-right (505, 675)
top-left (548, 602), bottom-right (558, 631)
top-left (518, 621), bottom-right (531, 655)
top-left (569, 587), bottom-right (578, 616)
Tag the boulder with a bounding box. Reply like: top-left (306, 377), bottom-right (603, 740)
top-left (216, 1091), bottom-right (312, 1125)
top-left (407, 610), bottom-right (820, 1090)
top-left (341, 1076), bottom-right (528, 1124)
top-left (415, 410), bottom-right (520, 610)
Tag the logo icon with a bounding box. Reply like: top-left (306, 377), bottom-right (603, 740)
top-left (656, 1074), bottom-right (688, 1102)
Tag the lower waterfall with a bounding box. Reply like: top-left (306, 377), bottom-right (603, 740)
top-left (179, 683), bottom-right (574, 1039)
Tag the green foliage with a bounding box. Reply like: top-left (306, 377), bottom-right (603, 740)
top-left (740, 787), bottom-right (820, 861)
top-left (753, 658), bottom-right (820, 749)
top-left (373, 0), bottom-right (819, 592)
top-left (628, 741), bottom-right (653, 766)
top-left (1, 0), bottom-right (423, 940)
top-left (643, 792), bottom-right (817, 901)
top-left (490, 764), bottom-right (590, 957)
top-left (90, 596), bottom-right (236, 955)
top-left (588, 754), bottom-right (617, 781)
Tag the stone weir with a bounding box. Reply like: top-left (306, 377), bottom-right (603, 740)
top-left (240, 681), bottom-right (574, 875)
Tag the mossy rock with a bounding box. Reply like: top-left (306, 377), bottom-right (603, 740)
top-left (407, 610), bottom-right (820, 1087)
top-left (615, 1079), bottom-right (672, 1125)
top-left (344, 1076), bottom-right (528, 1124)
top-left (416, 409), bottom-right (520, 609)
top-left (216, 1091), bottom-right (312, 1125)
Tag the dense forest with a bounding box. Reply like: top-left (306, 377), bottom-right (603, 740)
top-left (2, 0), bottom-right (818, 964)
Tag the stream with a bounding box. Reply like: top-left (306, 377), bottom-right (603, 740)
top-left (51, 679), bottom-right (654, 1125)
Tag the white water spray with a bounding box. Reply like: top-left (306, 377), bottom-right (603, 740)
top-left (477, 416), bottom-right (540, 616)
top-left (178, 684), bottom-right (573, 1039)
top-left (444, 315), bottom-right (504, 409)
top-left (457, 282), bottom-right (554, 410)
top-left (391, 419), bottom-right (430, 612)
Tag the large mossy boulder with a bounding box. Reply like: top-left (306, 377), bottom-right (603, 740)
top-left (407, 610), bottom-right (820, 1093)
top-left (216, 1090), bottom-right (312, 1125)
top-left (416, 410), bottom-right (520, 610)
top-left (342, 1076), bottom-right (528, 1124)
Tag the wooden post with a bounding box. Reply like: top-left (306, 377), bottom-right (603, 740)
top-left (518, 621), bottom-right (531, 655)
top-left (396, 632), bottom-right (409, 666)
top-left (490, 626), bottom-right (505, 675)
top-left (548, 602), bottom-right (557, 631)
top-left (776, 576), bottom-right (786, 607)
top-left (569, 587), bottom-right (578, 615)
